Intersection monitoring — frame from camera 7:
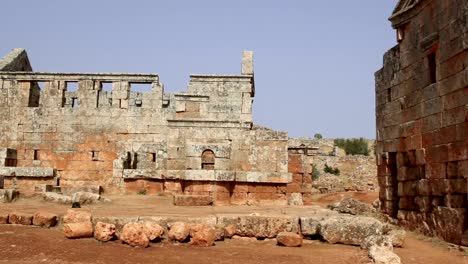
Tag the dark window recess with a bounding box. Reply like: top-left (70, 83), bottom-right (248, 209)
top-left (135, 99), bottom-right (143, 107)
top-left (33, 150), bottom-right (39, 160)
top-left (428, 52), bottom-right (437, 84)
top-left (147, 153), bottom-right (156, 162)
top-left (387, 88), bottom-right (392, 103)
top-left (201, 150), bottom-right (215, 170)
top-left (91, 151), bottom-right (99, 161)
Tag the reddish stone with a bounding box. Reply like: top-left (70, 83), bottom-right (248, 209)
top-left (120, 223), bottom-right (149, 247)
top-left (32, 211), bottom-right (57, 227)
top-left (190, 224), bottom-right (216, 247)
top-left (0, 213), bottom-right (8, 224)
top-left (8, 212), bottom-right (33, 225)
top-left (168, 222), bottom-right (190, 242)
top-left (63, 222), bottom-right (93, 239)
top-left (224, 224), bottom-right (236, 238)
top-left (94, 222), bottom-right (116, 242)
top-left (276, 232), bottom-right (302, 247)
top-left (143, 223), bottom-right (164, 241)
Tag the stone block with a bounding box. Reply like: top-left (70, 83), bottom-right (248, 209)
top-left (33, 211), bottom-right (57, 227)
top-left (173, 194), bottom-right (213, 206)
top-left (8, 212), bottom-right (33, 225)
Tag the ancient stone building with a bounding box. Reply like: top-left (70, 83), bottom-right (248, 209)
top-left (376, 0), bottom-right (467, 244)
top-left (0, 49), bottom-right (314, 205)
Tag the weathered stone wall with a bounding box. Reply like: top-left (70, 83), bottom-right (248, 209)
top-left (376, 0), bottom-right (467, 244)
top-left (0, 50), bottom-right (293, 205)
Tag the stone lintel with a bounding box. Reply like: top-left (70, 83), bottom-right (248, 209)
top-left (0, 167), bottom-right (54, 178)
top-left (0, 72), bottom-right (159, 83)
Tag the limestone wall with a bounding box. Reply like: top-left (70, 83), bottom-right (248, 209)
top-left (375, 0), bottom-right (467, 244)
top-left (0, 50), bottom-right (293, 205)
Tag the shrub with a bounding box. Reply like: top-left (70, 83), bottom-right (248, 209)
top-left (312, 165), bottom-right (320, 181)
top-left (314, 133), bottom-right (323, 139)
top-left (334, 137), bottom-right (370, 156)
top-left (324, 164), bottom-right (340, 175)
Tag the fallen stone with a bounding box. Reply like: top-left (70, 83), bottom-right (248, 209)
top-left (361, 235), bottom-right (393, 251)
top-left (63, 209), bottom-right (92, 224)
top-left (0, 189), bottom-right (19, 203)
top-left (93, 216), bottom-right (139, 239)
top-left (224, 224), bottom-right (236, 238)
top-left (71, 191), bottom-right (101, 205)
top-left (173, 195), bottom-right (213, 206)
top-left (120, 223), bottom-right (149, 247)
top-left (213, 224), bottom-right (225, 241)
top-left (387, 229), bottom-right (406, 248)
top-left (62, 185), bottom-right (102, 195)
top-left (43, 192), bottom-right (72, 204)
top-left (288, 193), bottom-right (303, 206)
top-left (8, 212), bottom-right (33, 225)
top-left (368, 245), bottom-right (401, 264)
top-left (143, 222), bottom-right (164, 241)
top-left (276, 232), bottom-right (303, 247)
top-left (319, 215), bottom-right (384, 246)
top-left (218, 216), bottom-right (300, 238)
top-left (168, 222), bottom-right (190, 242)
top-left (329, 198), bottom-right (376, 215)
top-left (190, 224), bottom-right (216, 247)
top-left (32, 211), bottom-right (57, 227)
top-left (94, 222), bottom-right (116, 242)
top-left (63, 221), bottom-right (94, 239)
top-left (0, 213), bottom-right (8, 224)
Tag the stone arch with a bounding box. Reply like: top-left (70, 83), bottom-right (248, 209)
top-left (201, 149), bottom-right (215, 170)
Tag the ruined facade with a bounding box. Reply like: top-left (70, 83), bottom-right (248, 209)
top-left (0, 49), bottom-right (314, 205)
top-left (376, 0), bottom-right (467, 243)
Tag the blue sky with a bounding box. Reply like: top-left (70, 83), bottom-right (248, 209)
top-left (0, 1), bottom-right (397, 138)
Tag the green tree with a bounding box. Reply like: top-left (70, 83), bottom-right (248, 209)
top-left (314, 133), bottom-right (323, 139)
top-left (312, 165), bottom-right (320, 181)
top-left (324, 164), bottom-right (340, 175)
top-left (334, 138), bottom-right (369, 156)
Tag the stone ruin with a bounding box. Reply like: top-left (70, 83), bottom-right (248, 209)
top-left (0, 49), bottom-right (317, 206)
top-left (375, 0), bottom-right (467, 244)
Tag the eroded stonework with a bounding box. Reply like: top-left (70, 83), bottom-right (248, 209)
top-left (376, 0), bottom-right (467, 244)
top-left (0, 49), bottom-right (313, 205)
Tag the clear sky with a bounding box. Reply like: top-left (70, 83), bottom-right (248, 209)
top-left (0, 0), bottom-right (398, 139)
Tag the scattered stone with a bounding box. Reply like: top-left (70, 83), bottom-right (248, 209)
top-left (224, 224), bottom-right (236, 238)
top-left (63, 222), bottom-right (94, 239)
top-left (71, 191), bottom-right (101, 205)
top-left (8, 212), bottom-right (33, 225)
top-left (387, 229), bottom-right (406, 248)
top-left (218, 216), bottom-right (300, 238)
top-left (32, 211), bottom-right (57, 227)
top-left (288, 193), bottom-right (303, 206)
top-left (276, 232), bottom-right (303, 247)
top-left (0, 213), bottom-right (8, 224)
top-left (168, 222), bottom-right (190, 242)
top-left (62, 209), bottom-right (92, 224)
top-left (0, 189), bottom-right (19, 203)
top-left (329, 198), bottom-right (376, 215)
top-left (143, 223), bottom-right (164, 241)
top-left (43, 192), bottom-right (72, 204)
top-left (173, 195), bottom-right (213, 206)
top-left (213, 224), bottom-right (225, 241)
top-left (94, 222), bottom-right (116, 242)
top-left (190, 224), bottom-right (216, 247)
top-left (368, 245), bottom-right (401, 264)
top-left (319, 215), bottom-right (384, 246)
top-left (361, 235), bottom-right (393, 251)
top-left (120, 223), bottom-right (149, 247)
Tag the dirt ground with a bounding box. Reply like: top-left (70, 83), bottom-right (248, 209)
top-left (1, 191), bottom-right (467, 264)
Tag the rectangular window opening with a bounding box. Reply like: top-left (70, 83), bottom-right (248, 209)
top-left (428, 52), bottom-right (437, 84)
top-left (387, 88), bottom-right (392, 103)
top-left (33, 150), bottom-right (39, 160)
top-left (101, 82), bottom-right (113, 92)
top-left (147, 153), bottom-right (156, 162)
top-left (66, 81), bottom-right (78, 92)
top-left (130, 83), bottom-right (152, 92)
top-left (91, 151), bottom-right (99, 161)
